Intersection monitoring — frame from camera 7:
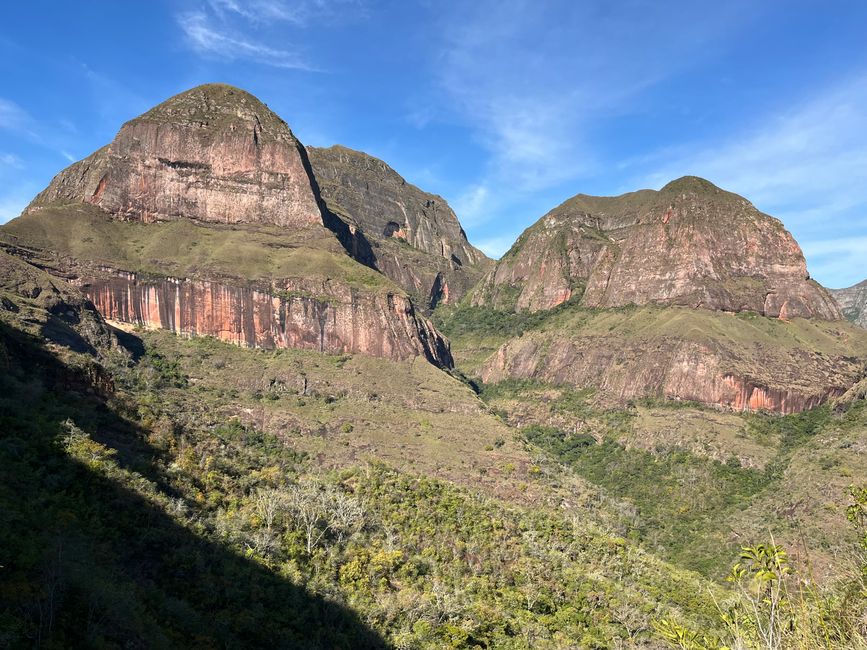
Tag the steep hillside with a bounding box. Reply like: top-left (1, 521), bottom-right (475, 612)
top-left (472, 177), bottom-right (840, 319)
top-left (0, 251), bottom-right (732, 649)
top-left (1, 85), bottom-right (451, 367)
top-left (474, 377), bottom-right (867, 581)
top-left (830, 279), bottom-right (867, 328)
top-left (452, 178), bottom-right (864, 414)
top-left (308, 145), bottom-right (492, 310)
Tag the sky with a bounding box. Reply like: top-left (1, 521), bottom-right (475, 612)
top-left (1, 1), bottom-right (866, 288)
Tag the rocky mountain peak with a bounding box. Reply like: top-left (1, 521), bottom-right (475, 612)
top-left (27, 83), bottom-right (323, 228)
top-left (308, 144), bottom-right (492, 309)
top-left (473, 178), bottom-right (841, 320)
top-left (132, 83), bottom-right (295, 142)
top-left (829, 279), bottom-right (867, 328)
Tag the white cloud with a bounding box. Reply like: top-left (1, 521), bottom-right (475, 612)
top-left (207, 0), bottom-right (361, 26)
top-left (802, 236), bottom-right (867, 289)
top-left (60, 150), bottom-right (76, 163)
top-left (452, 184), bottom-right (490, 227)
top-left (0, 153), bottom-right (22, 168)
top-left (432, 0), bottom-right (753, 216)
top-left (177, 11), bottom-right (315, 70)
top-left (0, 99), bottom-right (33, 133)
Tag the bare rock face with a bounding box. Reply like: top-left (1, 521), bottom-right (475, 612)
top-left (308, 145), bottom-right (491, 309)
top-left (479, 307), bottom-right (864, 414)
top-left (29, 84), bottom-right (323, 228)
top-left (3, 84), bottom-right (454, 368)
top-left (829, 280), bottom-right (867, 328)
top-left (84, 271), bottom-right (451, 365)
top-left (473, 177), bottom-right (841, 320)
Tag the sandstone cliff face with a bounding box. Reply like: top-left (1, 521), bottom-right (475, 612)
top-left (3, 84), bottom-right (454, 369)
top-left (83, 271), bottom-right (451, 365)
top-left (29, 84), bottom-right (323, 228)
top-left (473, 177), bottom-right (841, 320)
top-left (308, 145), bottom-right (491, 309)
top-left (479, 307), bottom-right (862, 414)
top-left (829, 280), bottom-right (867, 328)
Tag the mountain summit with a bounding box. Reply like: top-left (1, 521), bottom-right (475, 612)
top-left (472, 177), bottom-right (841, 320)
top-left (29, 84), bottom-right (324, 228)
top-left (2, 84), bottom-right (453, 366)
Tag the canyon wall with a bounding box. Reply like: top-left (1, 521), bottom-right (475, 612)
top-left (480, 329), bottom-right (856, 414)
top-left (84, 271), bottom-right (452, 366)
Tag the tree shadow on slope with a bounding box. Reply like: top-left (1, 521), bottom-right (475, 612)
top-left (0, 322), bottom-right (387, 649)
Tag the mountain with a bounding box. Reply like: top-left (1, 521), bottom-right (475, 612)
top-left (1, 82), bottom-right (865, 649)
top-left (308, 145), bottom-right (492, 310)
top-left (2, 84), bottom-right (451, 367)
top-left (454, 177), bottom-right (865, 414)
top-left (829, 279), bottom-right (867, 328)
top-left (472, 176), bottom-right (840, 319)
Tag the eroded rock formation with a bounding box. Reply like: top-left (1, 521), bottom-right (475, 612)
top-left (28, 84), bottom-right (323, 228)
top-left (473, 177), bottom-right (841, 320)
top-left (308, 145), bottom-right (491, 309)
top-left (84, 271), bottom-right (451, 365)
top-left (480, 311), bottom-right (859, 414)
top-left (3, 84), bottom-right (454, 368)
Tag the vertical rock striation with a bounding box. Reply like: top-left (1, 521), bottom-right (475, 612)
top-left (308, 145), bottom-right (492, 309)
top-left (473, 177), bottom-right (841, 320)
top-left (83, 272), bottom-right (452, 365)
top-left (28, 84), bottom-right (323, 228)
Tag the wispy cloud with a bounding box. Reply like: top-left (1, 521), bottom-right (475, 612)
top-left (0, 98), bottom-right (30, 130)
top-left (431, 0), bottom-right (753, 214)
top-left (802, 236), bottom-right (867, 289)
top-left (207, 0), bottom-right (361, 26)
top-left (0, 153), bottom-right (23, 169)
top-left (452, 184), bottom-right (490, 228)
top-left (177, 11), bottom-right (315, 70)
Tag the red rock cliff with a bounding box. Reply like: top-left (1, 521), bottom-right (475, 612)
top-left (83, 271), bottom-right (452, 366)
top-left (28, 84), bottom-right (323, 228)
top-left (473, 177), bottom-right (841, 320)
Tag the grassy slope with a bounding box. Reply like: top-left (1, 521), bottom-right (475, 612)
top-left (1, 203), bottom-right (391, 291)
top-left (477, 378), bottom-right (866, 581)
top-left (0, 265), bottom-right (727, 648)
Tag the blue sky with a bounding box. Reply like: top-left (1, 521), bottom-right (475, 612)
top-left (1, 1), bottom-right (866, 287)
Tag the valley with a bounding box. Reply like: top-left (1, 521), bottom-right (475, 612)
top-left (0, 83), bottom-right (864, 649)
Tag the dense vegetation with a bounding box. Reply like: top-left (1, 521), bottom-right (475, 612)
top-left (1, 321), bottom-right (725, 648)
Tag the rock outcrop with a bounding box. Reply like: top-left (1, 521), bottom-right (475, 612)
top-left (84, 271), bottom-right (451, 365)
top-left (473, 177), bottom-right (841, 320)
top-left (28, 84), bottom-right (323, 228)
top-left (829, 280), bottom-right (867, 328)
top-left (479, 306), bottom-right (864, 414)
top-left (2, 84), bottom-right (453, 368)
top-left (308, 145), bottom-right (491, 309)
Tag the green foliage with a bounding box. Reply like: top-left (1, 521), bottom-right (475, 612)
top-left (656, 526), bottom-right (867, 650)
top-left (520, 425), bottom-right (771, 575)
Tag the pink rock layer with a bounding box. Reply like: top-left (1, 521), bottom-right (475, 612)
top-left (83, 272), bottom-right (452, 367)
top-left (481, 336), bottom-right (851, 414)
top-left (28, 85), bottom-right (323, 228)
